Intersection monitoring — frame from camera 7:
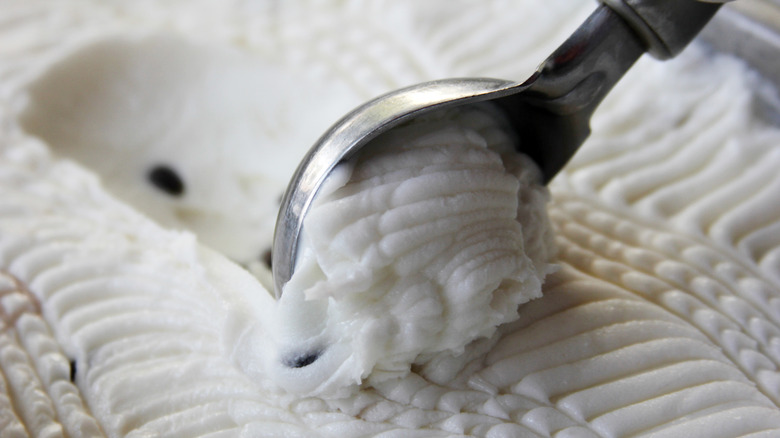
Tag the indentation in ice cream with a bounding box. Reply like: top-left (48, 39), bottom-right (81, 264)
top-left (16, 34), bottom-right (361, 286)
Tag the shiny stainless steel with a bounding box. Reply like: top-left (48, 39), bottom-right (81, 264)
top-left (271, 1), bottom-right (724, 298)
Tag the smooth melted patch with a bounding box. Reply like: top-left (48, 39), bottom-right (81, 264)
top-left (16, 34), bottom-right (361, 286)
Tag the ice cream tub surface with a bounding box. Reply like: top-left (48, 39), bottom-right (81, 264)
top-left (1, 1), bottom-right (780, 437)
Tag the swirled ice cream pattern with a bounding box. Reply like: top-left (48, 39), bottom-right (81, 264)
top-left (1, 0), bottom-right (780, 436)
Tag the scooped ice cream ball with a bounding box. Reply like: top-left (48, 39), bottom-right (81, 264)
top-left (231, 103), bottom-right (556, 397)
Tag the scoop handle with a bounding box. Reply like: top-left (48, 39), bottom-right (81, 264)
top-left (600, 0), bottom-right (727, 59)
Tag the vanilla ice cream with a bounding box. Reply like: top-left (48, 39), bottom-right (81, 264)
top-left (1, 0), bottom-right (780, 437)
top-left (239, 104), bottom-right (555, 397)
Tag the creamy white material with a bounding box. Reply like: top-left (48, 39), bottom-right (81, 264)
top-left (17, 34), bottom-right (360, 283)
top-left (1, 0), bottom-right (780, 437)
top-left (251, 105), bottom-right (554, 396)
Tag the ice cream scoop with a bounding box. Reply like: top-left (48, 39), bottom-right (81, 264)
top-left (272, 0), bottom-right (727, 297)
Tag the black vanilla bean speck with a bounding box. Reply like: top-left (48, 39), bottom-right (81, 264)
top-left (261, 248), bottom-right (272, 268)
top-left (283, 350), bottom-right (322, 368)
top-left (148, 165), bottom-right (185, 196)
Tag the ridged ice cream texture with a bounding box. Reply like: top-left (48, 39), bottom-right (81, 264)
top-left (265, 105), bottom-right (555, 395)
top-left (1, 0), bottom-right (780, 437)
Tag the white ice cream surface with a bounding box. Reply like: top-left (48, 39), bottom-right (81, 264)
top-left (256, 104), bottom-right (555, 396)
top-left (2, 0), bottom-right (780, 437)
